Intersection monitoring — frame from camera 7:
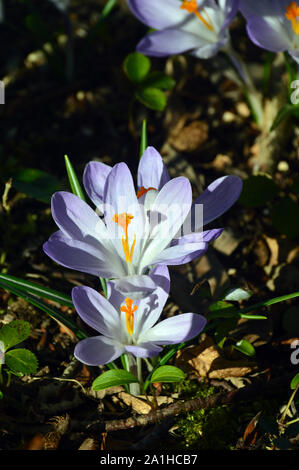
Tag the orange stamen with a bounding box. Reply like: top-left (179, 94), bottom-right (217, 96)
top-left (286, 2), bottom-right (299, 34)
top-left (120, 298), bottom-right (138, 336)
top-left (113, 212), bottom-right (136, 263)
top-left (136, 186), bottom-right (157, 199)
top-left (180, 0), bottom-right (214, 31)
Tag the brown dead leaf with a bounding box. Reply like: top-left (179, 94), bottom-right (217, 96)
top-left (169, 120), bottom-right (209, 152)
top-left (242, 411), bottom-right (262, 448)
top-left (118, 392), bottom-right (174, 415)
top-left (176, 336), bottom-right (256, 379)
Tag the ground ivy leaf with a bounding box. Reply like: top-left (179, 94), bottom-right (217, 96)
top-left (136, 87), bottom-right (167, 111)
top-left (92, 369), bottom-right (139, 391)
top-left (5, 348), bottom-right (38, 375)
top-left (233, 339), bottom-right (256, 357)
top-left (150, 365), bottom-right (185, 384)
top-left (0, 320), bottom-right (31, 351)
top-left (290, 372), bottom-right (299, 390)
top-left (123, 52), bottom-right (151, 83)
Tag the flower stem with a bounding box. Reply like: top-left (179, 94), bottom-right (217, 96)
top-left (126, 353), bottom-right (140, 396)
top-left (223, 43), bottom-right (264, 127)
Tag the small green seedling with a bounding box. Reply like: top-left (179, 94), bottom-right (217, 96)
top-left (123, 52), bottom-right (175, 111)
top-left (0, 319), bottom-right (38, 393)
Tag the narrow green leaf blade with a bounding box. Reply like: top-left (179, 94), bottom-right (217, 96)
top-left (139, 119), bottom-right (147, 158)
top-left (0, 274), bottom-right (73, 308)
top-left (64, 154), bottom-right (86, 201)
top-left (92, 369), bottom-right (139, 391)
top-left (150, 365), bottom-right (185, 384)
top-left (0, 320), bottom-right (31, 351)
top-left (5, 348), bottom-right (38, 375)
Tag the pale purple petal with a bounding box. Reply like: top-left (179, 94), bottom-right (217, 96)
top-left (134, 265), bottom-right (170, 337)
top-left (149, 242), bottom-right (208, 266)
top-left (74, 336), bottom-right (125, 366)
top-left (245, 16), bottom-right (290, 52)
top-left (72, 286), bottom-right (121, 339)
top-left (103, 162), bottom-right (145, 261)
top-left (137, 28), bottom-right (206, 57)
top-left (172, 228), bottom-right (224, 245)
top-left (112, 274), bottom-right (157, 299)
top-left (51, 191), bottom-right (106, 240)
top-left (141, 177), bottom-right (192, 266)
top-left (83, 161), bottom-right (112, 210)
top-left (43, 230), bottom-right (120, 278)
top-left (125, 342), bottom-right (162, 358)
top-left (137, 147), bottom-right (170, 191)
top-left (140, 313), bottom-right (207, 345)
top-left (192, 175), bottom-right (242, 228)
top-left (127, 0), bottom-right (188, 30)
top-left (220, 0), bottom-right (240, 32)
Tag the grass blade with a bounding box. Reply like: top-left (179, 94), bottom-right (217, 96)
top-left (0, 273), bottom-right (73, 308)
top-left (64, 154), bottom-right (86, 201)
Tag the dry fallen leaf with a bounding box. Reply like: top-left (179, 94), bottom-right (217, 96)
top-left (176, 336), bottom-right (257, 379)
top-left (118, 392), bottom-right (174, 415)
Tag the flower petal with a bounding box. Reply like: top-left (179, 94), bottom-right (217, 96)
top-left (140, 313), bottom-right (207, 345)
top-left (74, 336), bottom-right (124, 366)
top-left (112, 274), bottom-right (157, 299)
top-left (51, 191), bottom-right (106, 240)
top-left (43, 230), bottom-right (122, 278)
top-left (127, 0), bottom-right (189, 30)
top-left (138, 146), bottom-right (170, 191)
top-left (141, 176), bottom-right (192, 267)
top-left (136, 28), bottom-right (205, 57)
top-left (83, 161), bottom-right (112, 210)
top-left (245, 16), bottom-right (290, 52)
top-left (125, 342), bottom-right (162, 358)
top-left (134, 265), bottom-right (170, 337)
top-left (149, 242), bottom-right (208, 266)
top-left (192, 175), bottom-right (242, 229)
top-left (72, 286), bottom-right (121, 339)
top-left (172, 228), bottom-right (224, 245)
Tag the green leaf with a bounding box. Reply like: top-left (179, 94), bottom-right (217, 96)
top-left (233, 339), bottom-right (255, 357)
top-left (139, 119), bottom-right (148, 158)
top-left (10, 168), bottom-right (60, 203)
top-left (209, 300), bottom-right (234, 312)
top-left (64, 155), bottom-right (86, 201)
top-left (123, 52), bottom-right (151, 83)
top-left (271, 197), bottom-right (299, 238)
top-left (150, 365), bottom-right (185, 384)
top-left (290, 373), bottom-right (299, 390)
top-left (136, 87), bottom-right (167, 111)
top-left (0, 320), bottom-right (31, 351)
top-left (239, 174), bottom-right (279, 208)
top-left (0, 274), bottom-right (73, 308)
top-left (141, 71), bottom-right (176, 90)
top-left (0, 390), bottom-right (3, 399)
top-left (5, 348), bottom-right (38, 375)
top-left (92, 369), bottom-right (139, 391)
top-left (270, 103), bottom-right (294, 131)
top-left (223, 287), bottom-right (253, 302)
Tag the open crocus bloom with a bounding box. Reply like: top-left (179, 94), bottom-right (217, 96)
top-left (240, 1), bottom-right (299, 63)
top-left (73, 265), bottom-right (207, 365)
top-left (126, 0), bottom-right (239, 59)
top-left (43, 147), bottom-right (242, 298)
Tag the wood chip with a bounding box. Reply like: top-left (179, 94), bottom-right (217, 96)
top-left (118, 392), bottom-right (174, 415)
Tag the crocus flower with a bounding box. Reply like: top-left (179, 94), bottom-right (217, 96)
top-left (73, 265), bottom-right (207, 365)
top-left (43, 147), bottom-right (242, 298)
top-left (126, 0), bottom-right (239, 59)
top-left (240, 1), bottom-right (299, 64)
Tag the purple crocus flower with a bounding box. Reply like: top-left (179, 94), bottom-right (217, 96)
top-left (240, 1), bottom-right (299, 64)
top-left (43, 147), bottom-right (242, 298)
top-left (126, 0), bottom-right (239, 59)
top-left (73, 265), bottom-right (207, 365)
